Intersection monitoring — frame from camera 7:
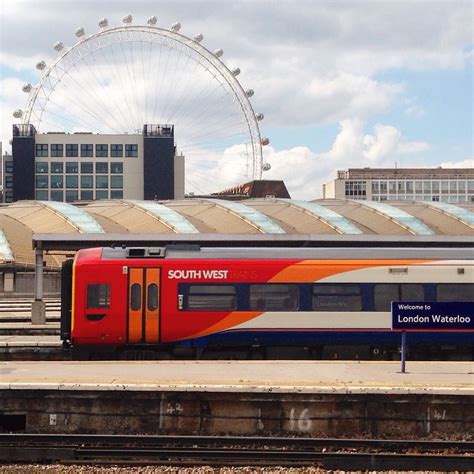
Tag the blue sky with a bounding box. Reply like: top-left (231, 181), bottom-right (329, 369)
top-left (0, 0), bottom-right (472, 198)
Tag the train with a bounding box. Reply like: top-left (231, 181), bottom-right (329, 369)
top-left (60, 245), bottom-right (474, 360)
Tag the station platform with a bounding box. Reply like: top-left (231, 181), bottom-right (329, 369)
top-left (0, 360), bottom-right (472, 395)
top-left (1, 361), bottom-right (472, 437)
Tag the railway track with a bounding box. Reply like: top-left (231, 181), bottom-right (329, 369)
top-left (0, 434), bottom-right (472, 470)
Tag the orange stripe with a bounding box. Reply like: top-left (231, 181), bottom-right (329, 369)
top-left (270, 260), bottom-right (432, 283)
top-left (128, 268), bottom-right (143, 343)
top-left (145, 268), bottom-right (160, 344)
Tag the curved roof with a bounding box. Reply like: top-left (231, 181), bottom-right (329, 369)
top-left (1, 198), bottom-right (473, 268)
top-left (201, 199), bottom-right (285, 234)
top-left (349, 200), bottom-right (435, 235)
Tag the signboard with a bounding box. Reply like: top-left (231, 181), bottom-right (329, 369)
top-left (392, 302), bottom-right (474, 331)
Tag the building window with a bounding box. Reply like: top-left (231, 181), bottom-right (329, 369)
top-left (66, 175), bottom-right (78, 188)
top-left (96, 162), bottom-right (108, 174)
top-left (50, 144), bottom-right (64, 157)
top-left (467, 181), bottom-right (474, 192)
top-left (111, 144), bottom-right (123, 157)
top-left (80, 162), bottom-right (93, 174)
top-left (432, 195), bottom-right (440, 201)
top-left (35, 175), bottom-right (48, 188)
top-left (81, 190), bottom-right (94, 200)
top-left (66, 162), bottom-right (78, 174)
top-left (65, 190), bottom-right (78, 202)
top-left (5, 191), bottom-right (13, 203)
top-left (432, 181), bottom-right (440, 193)
top-left (96, 144), bottom-right (108, 157)
top-left (81, 175), bottom-right (93, 189)
top-left (35, 190), bottom-right (48, 200)
top-left (51, 162), bottom-right (64, 174)
top-left (66, 144), bottom-right (79, 157)
top-left (372, 182), bottom-right (379, 194)
top-left (51, 175), bottom-right (63, 188)
top-left (345, 180), bottom-right (366, 198)
top-left (111, 190), bottom-right (123, 199)
top-left (423, 181), bottom-right (431, 193)
top-left (449, 181), bottom-right (458, 193)
top-left (35, 144), bottom-right (48, 157)
top-left (111, 175), bottom-right (123, 189)
top-left (35, 162), bottom-right (48, 173)
top-left (96, 176), bottom-right (108, 189)
top-left (379, 181), bottom-right (387, 193)
top-left (125, 144), bottom-right (138, 157)
top-left (397, 181), bottom-right (405, 193)
top-left (111, 162), bottom-right (123, 174)
top-left (250, 284), bottom-right (299, 311)
top-left (81, 144), bottom-right (93, 157)
top-left (406, 181), bottom-right (414, 193)
top-left (96, 190), bottom-right (108, 200)
top-left (50, 190), bottom-right (63, 202)
top-left (5, 176), bottom-right (13, 189)
top-left (459, 181), bottom-right (466, 193)
top-left (441, 181), bottom-right (449, 193)
top-left (5, 161), bottom-right (13, 173)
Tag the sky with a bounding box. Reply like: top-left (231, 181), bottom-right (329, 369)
top-left (0, 0), bottom-right (472, 199)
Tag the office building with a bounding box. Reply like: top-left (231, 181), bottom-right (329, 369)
top-left (323, 168), bottom-right (474, 203)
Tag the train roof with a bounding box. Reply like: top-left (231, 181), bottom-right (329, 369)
top-left (97, 246), bottom-right (474, 261)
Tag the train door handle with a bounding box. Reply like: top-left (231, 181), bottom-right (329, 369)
top-left (86, 313), bottom-right (107, 321)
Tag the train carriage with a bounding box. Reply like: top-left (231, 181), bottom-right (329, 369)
top-left (61, 246), bottom-right (474, 360)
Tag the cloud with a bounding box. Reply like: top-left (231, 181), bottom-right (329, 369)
top-left (438, 159), bottom-right (474, 168)
top-left (260, 119), bottom-right (430, 199)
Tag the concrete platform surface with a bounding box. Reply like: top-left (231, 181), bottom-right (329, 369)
top-left (0, 335), bottom-right (61, 347)
top-left (0, 360), bottom-right (472, 394)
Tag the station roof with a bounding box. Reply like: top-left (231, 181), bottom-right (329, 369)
top-left (0, 198), bottom-right (473, 267)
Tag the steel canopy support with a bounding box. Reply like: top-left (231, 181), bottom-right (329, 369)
top-left (31, 246), bottom-right (46, 325)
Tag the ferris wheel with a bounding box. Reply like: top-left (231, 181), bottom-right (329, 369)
top-left (13, 15), bottom-right (270, 195)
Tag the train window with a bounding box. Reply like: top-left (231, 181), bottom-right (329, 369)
top-left (250, 284), bottom-right (299, 311)
top-left (374, 284), bottom-right (399, 311)
top-left (188, 285), bottom-right (236, 311)
top-left (400, 284), bottom-right (424, 301)
top-left (312, 284), bottom-right (362, 311)
top-left (147, 284), bottom-right (159, 311)
top-left (374, 284), bottom-right (424, 311)
top-left (130, 284), bottom-right (141, 311)
top-left (87, 284), bottom-right (110, 309)
top-left (437, 284), bottom-right (474, 302)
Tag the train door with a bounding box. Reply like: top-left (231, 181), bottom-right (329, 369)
top-left (127, 267), bottom-right (160, 344)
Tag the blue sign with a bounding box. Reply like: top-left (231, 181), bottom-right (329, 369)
top-left (392, 301), bottom-right (474, 331)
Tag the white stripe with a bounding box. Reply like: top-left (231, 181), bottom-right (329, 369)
top-left (230, 312), bottom-right (391, 330)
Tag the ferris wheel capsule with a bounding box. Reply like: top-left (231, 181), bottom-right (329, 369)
top-left (256, 113), bottom-right (264, 121)
top-left (231, 67), bottom-right (240, 76)
top-left (13, 109), bottom-right (23, 118)
top-left (261, 137), bottom-right (270, 146)
top-left (22, 83), bottom-right (32, 93)
top-left (214, 48), bottom-right (224, 58)
top-left (245, 89), bottom-right (254, 98)
top-left (53, 41), bottom-right (64, 52)
top-left (98, 18), bottom-right (108, 29)
top-left (193, 33), bottom-right (203, 42)
top-left (147, 16), bottom-right (157, 26)
top-left (171, 22), bottom-right (181, 32)
top-left (262, 163), bottom-right (271, 171)
top-left (75, 27), bottom-right (85, 38)
top-left (123, 14), bottom-right (133, 24)
top-left (36, 60), bottom-right (46, 70)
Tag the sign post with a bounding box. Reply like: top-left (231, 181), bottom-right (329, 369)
top-left (392, 301), bottom-right (474, 373)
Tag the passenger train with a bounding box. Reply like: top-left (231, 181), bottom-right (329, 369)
top-left (61, 246), bottom-right (474, 360)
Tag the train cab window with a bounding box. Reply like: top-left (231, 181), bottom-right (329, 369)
top-left (437, 284), bottom-right (474, 302)
top-left (87, 284), bottom-right (110, 308)
top-left (130, 283), bottom-right (141, 311)
top-left (250, 284), bottom-right (299, 311)
top-left (312, 284), bottom-right (362, 311)
top-left (147, 284), bottom-right (159, 311)
top-left (188, 285), bottom-right (236, 311)
top-left (374, 284), bottom-right (424, 311)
